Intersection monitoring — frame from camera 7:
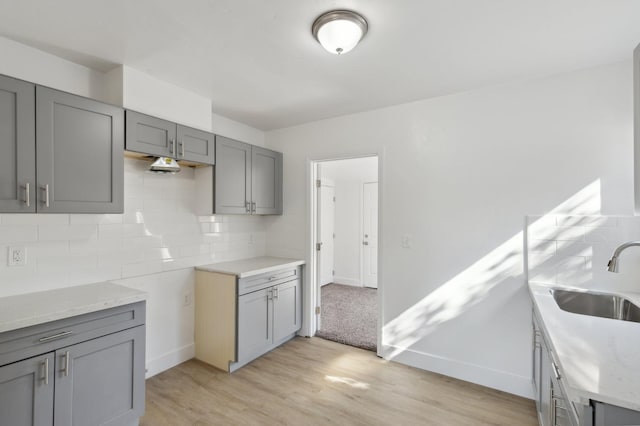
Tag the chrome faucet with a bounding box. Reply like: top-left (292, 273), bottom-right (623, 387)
top-left (607, 241), bottom-right (640, 272)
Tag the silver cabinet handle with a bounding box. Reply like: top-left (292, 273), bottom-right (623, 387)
top-left (42, 358), bottom-right (49, 385)
top-left (38, 330), bottom-right (72, 343)
top-left (23, 183), bottom-right (30, 207)
top-left (245, 201), bottom-right (251, 213)
top-left (180, 141), bottom-right (185, 157)
top-left (267, 289), bottom-right (273, 300)
top-left (552, 362), bottom-right (561, 380)
top-left (42, 184), bottom-right (50, 207)
top-left (273, 287), bottom-right (279, 300)
top-left (251, 201), bottom-right (256, 213)
top-left (169, 138), bottom-right (175, 154)
top-left (62, 351), bottom-right (70, 377)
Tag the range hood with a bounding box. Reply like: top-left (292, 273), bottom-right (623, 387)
top-left (148, 157), bottom-right (181, 174)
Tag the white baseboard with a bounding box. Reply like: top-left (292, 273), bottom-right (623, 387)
top-left (145, 343), bottom-right (195, 379)
top-left (333, 277), bottom-right (362, 287)
top-left (381, 344), bottom-right (534, 399)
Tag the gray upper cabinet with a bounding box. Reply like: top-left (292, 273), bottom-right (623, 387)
top-left (36, 86), bottom-right (124, 213)
top-left (214, 136), bottom-right (283, 215)
top-left (125, 111), bottom-right (176, 158)
top-left (215, 136), bottom-right (252, 214)
top-left (0, 75), bottom-right (35, 213)
top-left (177, 124), bottom-right (216, 164)
top-left (252, 146), bottom-right (283, 215)
top-left (126, 110), bottom-right (215, 164)
top-left (0, 352), bottom-right (54, 426)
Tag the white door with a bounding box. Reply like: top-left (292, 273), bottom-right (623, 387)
top-left (318, 181), bottom-right (335, 286)
top-left (362, 182), bottom-right (378, 288)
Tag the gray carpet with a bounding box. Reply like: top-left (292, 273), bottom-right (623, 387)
top-left (316, 283), bottom-right (377, 351)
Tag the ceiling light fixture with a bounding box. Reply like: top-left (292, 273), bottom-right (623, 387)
top-left (312, 10), bottom-right (368, 55)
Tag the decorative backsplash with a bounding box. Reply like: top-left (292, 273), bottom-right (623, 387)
top-left (526, 215), bottom-right (640, 292)
top-left (0, 157), bottom-right (266, 297)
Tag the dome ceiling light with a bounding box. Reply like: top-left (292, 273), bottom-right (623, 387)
top-left (312, 10), bottom-right (368, 55)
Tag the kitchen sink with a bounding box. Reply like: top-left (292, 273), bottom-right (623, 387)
top-left (551, 289), bottom-right (640, 323)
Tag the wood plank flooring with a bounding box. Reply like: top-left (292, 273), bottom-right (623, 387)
top-left (141, 337), bottom-right (537, 426)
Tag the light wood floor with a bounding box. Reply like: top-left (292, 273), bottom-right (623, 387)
top-left (141, 337), bottom-right (537, 426)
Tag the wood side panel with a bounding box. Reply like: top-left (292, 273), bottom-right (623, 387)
top-left (195, 271), bottom-right (237, 371)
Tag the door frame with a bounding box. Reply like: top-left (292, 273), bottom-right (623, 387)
top-left (306, 153), bottom-right (383, 356)
top-left (361, 181), bottom-right (378, 289)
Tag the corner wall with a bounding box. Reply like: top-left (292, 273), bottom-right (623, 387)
top-left (265, 61), bottom-right (634, 397)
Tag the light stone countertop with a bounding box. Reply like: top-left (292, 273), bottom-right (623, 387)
top-left (0, 282), bottom-right (147, 334)
top-left (196, 256), bottom-right (305, 278)
top-left (529, 282), bottom-right (640, 411)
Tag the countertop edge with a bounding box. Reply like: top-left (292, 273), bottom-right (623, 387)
top-left (196, 257), bottom-right (305, 278)
top-left (0, 282), bottom-right (147, 334)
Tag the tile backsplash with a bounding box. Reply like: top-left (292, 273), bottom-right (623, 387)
top-left (0, 158), bottom-right (266, 297)
top-left (526, 215), bottom-right (640, 292)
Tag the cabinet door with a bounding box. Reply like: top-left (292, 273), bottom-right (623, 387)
top-left (0, 352), bottom-right (54, 426)
top-left (540, 339), bottom-right (552, 426)
top-left (176, 124), bottom-right (215, 164)
top-left (36, 86), bottom-right (124, 213)
top-left (237, 288), bottom-right (272, 362)
top-left (0, 75), bottom-right (35, 212)
top-left (251, 146), bottom-right (283, 215)
top-left (272, 279), bottom-right (302, 342)
top-left (54, 326), bottom-right (145, 426)
top-left (214, 136), bottom-right (252, 214)
top-left (125, 110), bottom-right (176, 158)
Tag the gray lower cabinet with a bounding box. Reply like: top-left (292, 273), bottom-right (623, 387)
top-left (0, 302), bottom-right (145, 426)
top-left (0, 74), bottom-right (35, 213)
top-left (36, 86), bottom-right (124, 213)
top-left (237, 278), bottom-right (302, 364)
top-left (533, 311), bottom-right (640, 426)
top-left (54, 327), bottom-right (145, 426)
top-left (125, 110), bottom-right (215, 164)
top-left (0, 352), bottom-right (54, 426)
top-left (195, 266), bottom-right (302, 372)
top-left (212, 136), bottom-right (282, 215)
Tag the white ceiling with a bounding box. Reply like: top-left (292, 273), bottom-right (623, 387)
top-left (1, 0), bottom-right (639, 130)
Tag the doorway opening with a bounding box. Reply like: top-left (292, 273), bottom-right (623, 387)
top-left (311, 156), bottom-right (379, 352)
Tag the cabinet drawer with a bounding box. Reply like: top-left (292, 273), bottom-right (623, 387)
top-left (0, 302), bottom-right (145, 367)
top-left (238, 267), bottom-right (300, 296)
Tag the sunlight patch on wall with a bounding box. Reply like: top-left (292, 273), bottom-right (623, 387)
top-left (383, 180), bottom-right (602, 359)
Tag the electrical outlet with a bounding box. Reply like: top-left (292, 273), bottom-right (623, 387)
top-left (182, 291), bottom-right (193, 307)
top-left (401, 235), bottom-right (412, 249)
top-left (8, 246), bottom-right (27, 266)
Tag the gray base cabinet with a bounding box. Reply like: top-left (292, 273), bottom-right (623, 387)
top-left (0, 353), bottom-right (54, 426)
top-left (237, 277), bottom-right (302, 367)
top-left (125, 110), bottom-right (215, 165)
top-left (0, 302), bottom-right (145, 426)
top-left (212, 136), bottom-right (282, 215)
top-left (195, 266), bottom-right (302, 372)
top-left (533, 310), bottom-right (640, 426)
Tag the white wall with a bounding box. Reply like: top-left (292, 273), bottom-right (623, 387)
top-left (0, 37), bottom-right (267, 377)
top-left (321, 157), bottom-right (378, 286)
top-left (0, 36), bottom-right (107, 101)
top-left (265, 61), bottom-right (633, 398)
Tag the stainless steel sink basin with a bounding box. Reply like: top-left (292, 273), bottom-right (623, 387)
top-left (551, 289), bottom-right (640, 323)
